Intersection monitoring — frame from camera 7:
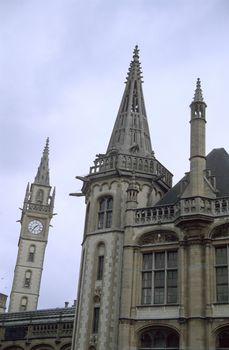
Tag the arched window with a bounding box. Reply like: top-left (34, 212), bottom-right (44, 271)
top-left (28, 245), bottom-right (36, 262)
top-left (24, 270), bottom-right (32, 288)
top-left (98, 197), bottom-right (113, 229)
top-left (20, 296), bottom-right (28, 311)
top-left (216, 328), bottom-right (229, 349)
top-left (97, 244), bottom-right (105, 280)
top-left (35, 189), bottom-right (44, 204)
top-left (139, 328), bottom-right (179, 349)
top-left (215, 246), bottom-right (229, 302)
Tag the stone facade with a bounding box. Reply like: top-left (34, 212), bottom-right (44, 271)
top-left (71, 47), bottom-right (229, 350)
top-left (2, 46), bottom-right (229, 350)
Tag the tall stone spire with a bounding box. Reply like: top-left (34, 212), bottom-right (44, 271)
top-left (34, 138), bottom-right (50, 186)
top-left (107, 46), bottom-right (153, 157)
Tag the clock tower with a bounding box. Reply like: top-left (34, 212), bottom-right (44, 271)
top-left (8, 138), bottom-right (55, 312)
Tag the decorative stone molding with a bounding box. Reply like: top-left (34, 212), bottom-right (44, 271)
top-left (93, 287), bottom-right (102, 303)
top-left (139, 231), bottom-right (178, 245)
top-left (212, 224), bottom-right (229, 239)
top-left (89, 334), bottom-right (98, 347)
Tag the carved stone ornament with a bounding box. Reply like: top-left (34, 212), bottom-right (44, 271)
top-left (139, 231), bottom-right (178, 245)
top-left (212, 224), bottom-right (229, 239)
top-left (89, 334), bottom-right (98, 346)
top-left (94, 286), bottom-right (102, 303)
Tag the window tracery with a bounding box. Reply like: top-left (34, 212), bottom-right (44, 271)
top-left (98, 197), bottom-right (113, 229)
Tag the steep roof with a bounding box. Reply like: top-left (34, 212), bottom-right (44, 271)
top-left (106, 46), bottom-right (153, 158)
top-left (157, 148), bottom-right (229, 205)
top-left (34, 138), bottom-right (50, 186)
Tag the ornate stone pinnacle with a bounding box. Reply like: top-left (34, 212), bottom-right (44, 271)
top-left (44, 137), bottom-right (49, 155)
top-left (126, 45), bottom-right (143, 82)
top-left (193, 77), bottom-right (204, 102)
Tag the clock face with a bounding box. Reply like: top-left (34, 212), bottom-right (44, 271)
top-left (28, 220), bottom-right (43, 234)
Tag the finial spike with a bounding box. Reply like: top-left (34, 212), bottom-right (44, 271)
top-left (193, 77), bottom-right (204, 102)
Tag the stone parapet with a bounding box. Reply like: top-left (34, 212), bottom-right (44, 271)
top-left (135, 196), bottom-right (229, 225)
top-left (89, 152), bottom-right (172, 188)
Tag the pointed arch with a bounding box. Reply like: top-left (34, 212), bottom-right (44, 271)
top-left (19, 296), bottom-right (28, 311)
top-left (216, 326), bottom-right (229, 349)
top-left (36, 189), bottom-right (44, 203)
top-left (30, 345), bottom-right (55, 350)
top-left (138, 326), bottom-right (179, 349)
top-left (28, 244), bottom-right (36, 262)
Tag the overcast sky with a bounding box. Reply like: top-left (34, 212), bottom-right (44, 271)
top-left (1, 0), bottom-right (229, 310)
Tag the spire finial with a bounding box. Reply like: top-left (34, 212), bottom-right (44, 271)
top-left (34, 138), bottom-right (50, 186)
top-left (193, 78), bottom-right (204, 102)
top-left (44, 137), bottom-right (49, 153)
top-left (126, 45), bottom-right (143, 83)
top-left (133, 45), bottom-right (139, 61)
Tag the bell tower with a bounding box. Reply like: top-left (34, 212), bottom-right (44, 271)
top-left (8, 139), bottom-right (55, 312)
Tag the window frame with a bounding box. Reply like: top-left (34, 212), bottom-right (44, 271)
top-left (139, 327), bottom-right (179, 349)
top-left (28, 245), bottom-right (36, 262)
top-left (24, 270), bottom-right (32, 288)
top-left (215, 245), bottom-right (229, 303)
top-left (141, 249), bottom-right (178, 306)
top-left (97, 255), bottom-right (104, 280)
top-left (97, 196), bottom-right (113, 230)
top-left (20, 296), bottom-right (28, 311)
top-left (92, 307), bottom-right (100, 334)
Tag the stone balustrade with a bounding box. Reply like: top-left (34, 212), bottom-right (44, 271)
top-left (90, 153), bottom-right (172, 188)
top-left (23, 202), bottom-right (51, 213)
top-left (135, 196), bottom-right (229, 225)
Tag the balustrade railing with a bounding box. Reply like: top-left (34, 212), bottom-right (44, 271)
top-left (23, 202), bottom-right (51, 213)
top-left (32, 322), bottom-right (73, 337)
top-left (90, 153), bottom-right (172, 188)
top-left (135, 196), bottom-right (229, 225)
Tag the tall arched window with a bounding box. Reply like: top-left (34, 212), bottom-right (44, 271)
top-left (98, 197), bottom-right (113, 229)
top-left (139, 328), bottom-right (179, 349)
top-left (20, 296), bottom-right (28, 311)
top-left (35, 189), bottom-right (44, 204)
top-left (24, 270), bottom-right (32, 288)
top-left (97, 244), bottom-right (105, 280)
top-left (216, 328), bottom-right (229, 349)
top-left (28, 245), bottom-right (36, 262)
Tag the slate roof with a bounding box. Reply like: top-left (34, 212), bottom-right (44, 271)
top-left (157, 148), bottom-right (229, 205)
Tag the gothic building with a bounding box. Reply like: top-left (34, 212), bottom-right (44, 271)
top-left (1, 46), bottom-right (229, 350)
top-left (72, 47), bottom-right (229, 350)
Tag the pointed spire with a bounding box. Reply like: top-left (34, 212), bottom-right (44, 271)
top-left (24, 182), bottom-right (30, 202)
top-left (34, 138), bottom-right (50, 186)
top-left (126, 45), bottom-right (143, 83)
top-left (193, 78), bottom-right (204, 102)
top-left (107, 46), bottom-right (153, 157)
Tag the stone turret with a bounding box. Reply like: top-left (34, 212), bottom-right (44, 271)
top-left (71, 47), bottom-right (173, 350)
top-left (181, 78), bottom-right (216, 198)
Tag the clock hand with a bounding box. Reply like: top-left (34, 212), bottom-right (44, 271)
top-left (32, 225), bottom-right (39, 232)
